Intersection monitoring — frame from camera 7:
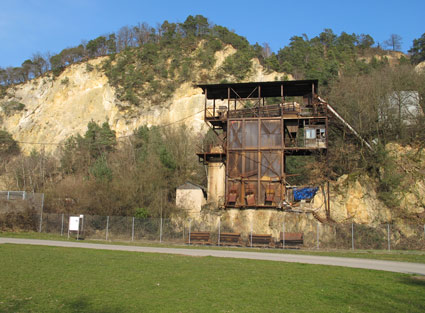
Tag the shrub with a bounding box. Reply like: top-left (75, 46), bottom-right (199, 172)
top-left (135, 207), bottom-right (150, 219)
top-left (60, 77), bottom-right (69, 85)
top-left (86, 63), bottom-right (94, 72)
top-left (0, 130), bottom-right (20, 158)
top-left (1, 100), bottom-right (25, 116)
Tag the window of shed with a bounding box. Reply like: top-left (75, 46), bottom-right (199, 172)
top-left (305, 129), bottom-right (316, 139)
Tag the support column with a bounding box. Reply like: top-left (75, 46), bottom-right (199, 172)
top-left (207, 162), bottom-right (226, 206)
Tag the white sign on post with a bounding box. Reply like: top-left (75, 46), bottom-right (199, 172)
top-left (69, 216), bottom-right (80, 231)
top-left (68, 216), bottom-right (80, 239)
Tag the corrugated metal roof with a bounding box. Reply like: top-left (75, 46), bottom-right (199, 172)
top-left (196, 80), bottom-right (318, 99)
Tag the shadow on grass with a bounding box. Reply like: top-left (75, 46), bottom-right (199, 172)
top-left (400, 275), bottom-right (425, 287)
top-left (0, 298), bottom-right (30, 313)
top-left (63, 296), bottom-right (125, 313)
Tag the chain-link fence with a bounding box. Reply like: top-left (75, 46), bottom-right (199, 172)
top-left (38, 213), bottom-right (188, 244)
top-left (28, 212), bottom-right (425, 251)
top-left (0, 191), bottom-right (44, 214)
top-left (0, 191), bottom-right (44, 231)
top-left (0, 191), bottom-right (424, 251)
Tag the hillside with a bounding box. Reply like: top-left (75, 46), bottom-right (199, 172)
top-left (1, 17), bottom-right (415, 154)
top-left (0, 17), bottom-right (424, 231)
top-left (0, 47), bottom-right (286, 154)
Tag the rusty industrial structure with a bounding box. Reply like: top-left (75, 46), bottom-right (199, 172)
top-left (196, 80), bottom-right (367, 211)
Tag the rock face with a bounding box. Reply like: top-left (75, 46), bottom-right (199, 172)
top-left (358, 51), bottom-right (407, 67)
top-left (415, 60), bottom-right (425, 72)
top-left (0, 58), bottom-right (206, 153)
top-left (0, 47), bottom-right (287, 154)
top-left (190, 143), bottom-right (425, 241)
top-left (312, 175), bottom-right (392, 224)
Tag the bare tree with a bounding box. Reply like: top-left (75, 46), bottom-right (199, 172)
top-left (133, 22), bottom-right (152, 46)
top-left (31, 53), bottom-right (48, 76)
top-left (384, 34), bottom-right (402, 51)
top-left (117, 26), bottom-right (136, 51)
top-left (262, 42), bottom-right (271, 58)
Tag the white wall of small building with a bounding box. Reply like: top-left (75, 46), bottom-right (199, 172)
top-left (176, 188), bottom-right (206, 216)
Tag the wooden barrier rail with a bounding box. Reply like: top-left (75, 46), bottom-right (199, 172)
top-left (278, 232), bottom-right (304, 247)
top-left (187, 232), bottom-right (212, 245)
top-left (219, 232), bottom-right (243, 246)
top-left (248, 234), bottom-right (274, 248)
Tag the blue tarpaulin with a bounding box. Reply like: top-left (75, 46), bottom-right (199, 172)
top-left (293, 187), bottom-right (319, 201)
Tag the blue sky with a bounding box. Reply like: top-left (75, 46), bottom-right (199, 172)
top-left (1, 0), bottom-right (424, 68)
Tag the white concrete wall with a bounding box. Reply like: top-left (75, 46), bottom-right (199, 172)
top-left (176, 189), bottom-right (206, 216)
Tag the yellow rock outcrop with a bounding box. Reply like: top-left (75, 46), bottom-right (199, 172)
top-left (1, 48), bottom-right (287, 154)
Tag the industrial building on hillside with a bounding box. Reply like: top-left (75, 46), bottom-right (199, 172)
top-left (195, 80), bottom-right (367, 211)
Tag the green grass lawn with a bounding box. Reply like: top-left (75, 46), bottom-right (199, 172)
top-left (0, 244), bottom-right (425, 312)
top-left (2, 231), bottom-right (425, 264)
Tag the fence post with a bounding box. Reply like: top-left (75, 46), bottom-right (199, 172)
top-left (160, 191), bottom-right (163, 243)
top-left (218, 217), bottom-right (221, 246)
top-left (188, 219), bottom-right (191, 245)
top-left (7, 191), bottom-right (10, 200)
top-left (250, 222), bottom-right (253, 248)
top-left (38, 193), bottom-right (44, 233)
top-left (131, 217), bottom-right (135, 242)
top-left (387, 223), bottom-right (391, 251)
top-left (61, 213), bottom-right (64, 236)
top-left (160, 217), bottom-right (163, 243)
top-left (106, 216), bottom-right (109, 241)
top-left (351, 223), bottom-right (354, 250)
top-left (282, 221), bottom-right (285, 249)
top-left (316, 222), bottom-right (320, 249)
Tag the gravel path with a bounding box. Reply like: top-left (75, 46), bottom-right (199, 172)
top-left (2, 238), bottom-right (425, 275)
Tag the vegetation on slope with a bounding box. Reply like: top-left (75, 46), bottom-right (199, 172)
top-left (0, 16), bottom-right (425, 221)
top-left (1, 15), bottom-right (423, 105)
top-left (1, 122), bottom-right (204, 217)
